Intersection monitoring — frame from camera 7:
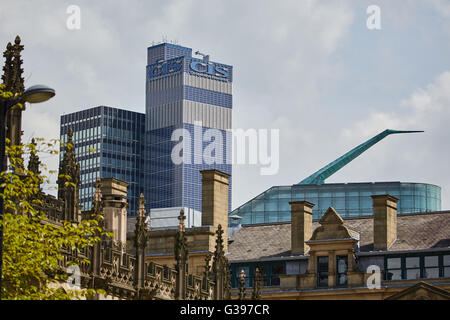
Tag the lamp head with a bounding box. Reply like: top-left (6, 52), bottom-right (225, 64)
top-left (21, 84), bottom-right (55, 104)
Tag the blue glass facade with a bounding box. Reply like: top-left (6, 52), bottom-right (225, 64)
top-left (231, 182), bottom-right (442, 224)
top-left (181, 123), bottom-right (232, 212)
top-left (145, 43), bottom-right (233, 213)
top-left (145, 124), bottom-right (183, 209)
top-left (60, 106), bottom-right (145, 215)
top-left (146, 86), bottom-right (232, 109)
top-left (145, 123), bottom-right (232, 212)
top-left (184, 86), bottom-right (232, 108)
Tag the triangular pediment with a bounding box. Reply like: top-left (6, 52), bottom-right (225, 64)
top-left (310, 207), bottom-right (353, 241)
top-left (319, 207), bottom-right (344, 225)
top-left (386, 282), bottom-right (450, 300)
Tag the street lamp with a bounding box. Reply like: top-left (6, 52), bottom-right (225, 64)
top-left (20, 85), bottom-right (55, 104)
top-left (0, 84), bottom-right (55, 298)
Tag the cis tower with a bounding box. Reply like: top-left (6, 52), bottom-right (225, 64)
top-left (145, 43), bottom-right (232, 213)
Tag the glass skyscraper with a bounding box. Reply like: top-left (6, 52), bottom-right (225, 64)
top-left (59, 43), bottom-right (233, 217)
top-left (145, 43), bottom-right (232, 212)
top-left (60, 106), bottom-right (145, 215)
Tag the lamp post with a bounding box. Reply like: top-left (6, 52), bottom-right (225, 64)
top-left (0, 84), bottom-right (55, 298)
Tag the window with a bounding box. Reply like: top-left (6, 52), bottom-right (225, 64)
top-left (424, 256), bottom-right (439, 279)
top-left (336, 256), bottom-right (348, 286)
top-left (386, 255), bottom-right (450, 281)
top-left (317, 256), bottom-right (329, 287)
top-left (286, 261), bottom-right (300, 275)
top-left (270, 262), bottom-right (285, 286)
top-left (406, 257), bottom-right (420, 280)
top-left (386, 257), bottom-right (402, 280)
top-left (444, 255), bottom-right (450, 277)
top-left (348, 197), bottom-right (359, 210)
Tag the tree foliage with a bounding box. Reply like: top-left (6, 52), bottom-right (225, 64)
top-left (0, 88), bottom-right (110, 299)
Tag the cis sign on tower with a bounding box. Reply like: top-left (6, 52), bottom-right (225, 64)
top-left (189, 61), bottom-right (229, 78)
top-left (148, 60), bottom-right (182, 77)
top-left (148, 59), bottom-right (230, 79)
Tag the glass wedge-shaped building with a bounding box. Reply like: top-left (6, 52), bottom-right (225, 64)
top-left (60, 106), bottom-right (145, 215)
top-left (230, 129), bottom-right (441, 224)
top-left (232, 182), bottom-right (441, 224)
top-left (145, 43), bottom-right (232, 212)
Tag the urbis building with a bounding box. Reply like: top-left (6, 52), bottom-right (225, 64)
top-left (230, 129), bottom-right (441, 224)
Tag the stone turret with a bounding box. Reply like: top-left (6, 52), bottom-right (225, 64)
top-left (57, 128), bottom-right (81, 222)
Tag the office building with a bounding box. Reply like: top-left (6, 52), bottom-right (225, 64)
top-left (60, 43), bottom-right (233, 218)
top-left (145, 43), bottom-right (233, 213)
top-left (60, 106), bottom-right (145, 215)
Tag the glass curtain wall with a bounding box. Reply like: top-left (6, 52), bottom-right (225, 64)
top-left (231, 182), bottom-right (442, 225)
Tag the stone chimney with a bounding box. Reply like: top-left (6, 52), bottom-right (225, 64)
top-left (201, 170), bottom-right (230, 252)
top-left (289, 201), bottom-right (314, 255)
top-left (372, 194), bottom-right (399, 250)
top-left (101, 178), bottom-right (129, 246)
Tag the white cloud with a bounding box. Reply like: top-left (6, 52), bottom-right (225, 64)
top-left (336, 71), bottom-right (450, 208)
top-left (1, 0), bottom-right (355, 208)
top-left (1, 1), bottom-right (448, 213)
top-left (430, 0), bottom-right (450, 18)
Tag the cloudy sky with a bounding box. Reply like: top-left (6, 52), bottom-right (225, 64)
top-left (1, 0), bottom-right (450, 210)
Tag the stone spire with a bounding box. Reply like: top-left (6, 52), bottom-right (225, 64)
top-left (211, 224), bottom-right (231, 300)
top-left (134, 194), bottom-right (148, 250)
top-left (88, 178), bottom-right (105, 289)
top-left (203, 253), bottom-right (212, 290)
top-left (213, 224), bottom-right (225, 257)
top-left (2, 36), bottom-right (25, 147)
top-left (27, 138), bottom-right (42, 192)
top-left (88, 178), bottom-right (104, 226)
top-left (177, 209), bottom-right (186, 232)
top-left (174, 209), bottom-right (188, 300)
top-left (1, 35), bottom-right (23, 93)
top-left (2, 42), bottom-right (14, 90)
top-left (11, 36), bottom-right (24, 94)
top-left (175, 209), bottom-right (188, 261)
top-left (251, 267), bottom-right (262, 300)
top-left (137, 193), bottom-right (146, 217)
top-left (27, 138), bottom-right (41, 175)
top-left (134, 193), bottom-right (149, 293)
top-left (57, 128), bottom-right (81, 222)
top-left (204, 253), bottom-right (212, 276)
top-left (238, 269), bottom-right (246, 300)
